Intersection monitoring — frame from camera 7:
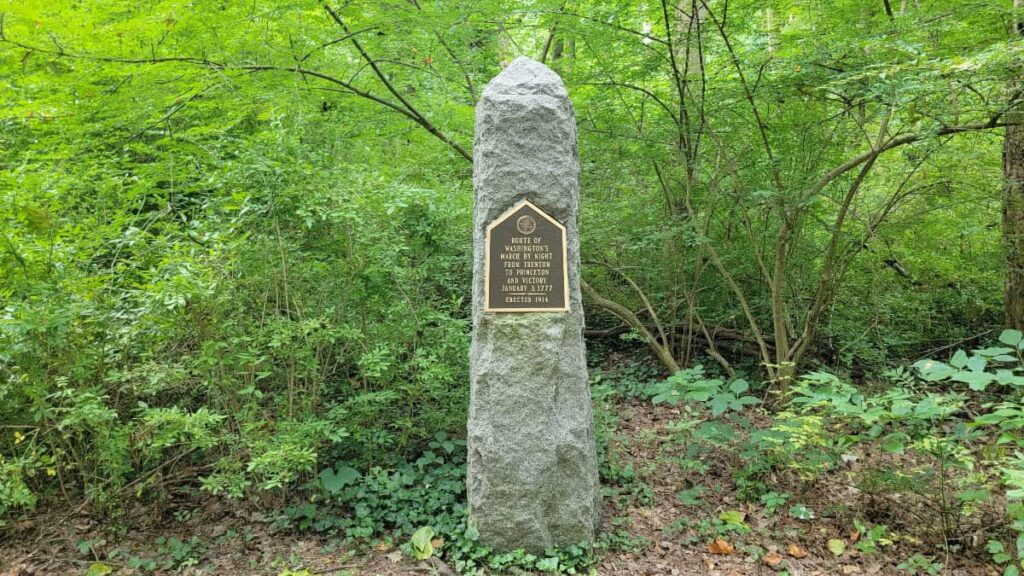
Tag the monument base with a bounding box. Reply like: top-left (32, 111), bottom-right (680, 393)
top-left (468, 313), bottom-right (601, 552)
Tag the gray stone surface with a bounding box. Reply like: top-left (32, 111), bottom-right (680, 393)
top-left (467, 57), bottom-right (601, 552)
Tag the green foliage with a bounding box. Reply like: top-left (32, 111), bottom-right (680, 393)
top-left (897, 554), bottom-right (944, 575)
top-left (758, 491), bottom-right (790, 515)
top-left (85, 563), bottom-right (113, 576)
top-left (649, 366), bottom-right (760, 417)
top-left (988, 539), bottom-right (1011, 562)
top-left (0, 452), bottom-right (38, 522)
top-left (591, 359), bottom-right (662, 399)
top-left (718, 510), bottom-right (749, 532)
top-left (276, 433), bottom-right (601, 574)
top-left (0, 6), bottom-right (1021, 576)
top-left (914, 329), bottom-right (1024, 391)
top-left (827, 539), bottom-right (846, 557)
top-left (787, 504), bottom-right (815, 521)
top-left (648, 337), bottom-right (1024, 561)
top-left (408, 526), bottom-right (435, 560)
top-left (0, 42), bottom-right (473, 511)
top-left (153, 536), bottom-right (206, 571)
top-left (852, 520), bottom-right (893, 555)
top-left (284, 433), bottom-right (466, 539)
top-left (460, 541), bottom-right (595, 575)
top-left (675, 485), bottom-right (704, 506)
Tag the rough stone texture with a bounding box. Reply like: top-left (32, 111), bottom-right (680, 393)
top-left (467, 57), bottom-right (601, 552)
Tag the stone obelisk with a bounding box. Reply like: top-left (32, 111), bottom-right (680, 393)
top-left (467, 56), bottom-right (601, 552)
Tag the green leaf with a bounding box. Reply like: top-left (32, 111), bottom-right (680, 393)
top-left (685, 388), bottom-right (715, 402)
top-left (710, 395), bottom-right (730, 417)
top-left (951, 371), bottom-right (995, 391)
top-left (1001, 329), bottom-right (1024, 346)
top-left (882, 433), bottom-right (907, 454)
top-left (410, 526), bottom-right (435, 560)
top-left (729, 379), bottom-right (749, 394)
top-left (719, 510), bottom-right (747, 528)
top-left (997, 370), bottom-right (1024, 386)
top-left (987, 540), bottom-right (1006, 555)
top-left (335, 466), bottom-right (361, 485)
top-left (827, 539), bottom-right (846, 556)
top-left (788, 504), bottom-right (815, 520)
top-left (730, 396), bottom-right (761, 410)
top-left (915, 360), bottom-right (956, 381)
top-left (676, 485), bottom-right (704, 505)
top-left (651, 387), bottom-right (683, 405)
top-left (536, 557), bottom-right (559, 571)
top-left (86, 563), bottom-right (114, 576)
top-left (967, 355), bottom-right (988, 372)
top-left (319, 466), bottom-right (361, 494)
top-left (958, 488), bottom-right (989, 502)
top-left (976, 347), bottom-right (1015, 357)
top-left (951, 350), bottom-right (969, 368)
top-left (694, 421), bottom-right (736, 441)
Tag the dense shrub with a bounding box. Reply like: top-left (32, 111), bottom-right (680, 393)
top-left (0, 95), bottom-right (472, 519)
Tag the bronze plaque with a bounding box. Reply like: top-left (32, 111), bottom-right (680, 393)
top-left (484, 200), bottom-right (569, 312)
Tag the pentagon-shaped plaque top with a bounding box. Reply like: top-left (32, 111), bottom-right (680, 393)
top-left (484, 200), bottom-right (569, 312)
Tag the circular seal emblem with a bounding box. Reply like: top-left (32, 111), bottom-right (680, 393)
top-left (516, 214), bottom-right (537, 235)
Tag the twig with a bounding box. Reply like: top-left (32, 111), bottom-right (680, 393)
top-left (914, 330), bottom-right (994, 360)
top-left (0, 14), bottom-right (472, 162)
top-left (321, 2), bottom-right (470, 161)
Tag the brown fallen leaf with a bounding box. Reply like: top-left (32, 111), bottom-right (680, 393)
top-left (850, 530), bottom-right (860, 542)
top-left (787, 543), bottom-right (809, 558)
top-left (842, 564), bottom-right (861, 574)
top-left (708, 538), bottom-right (735, 555)
top-left (375, 542), bottom-right (392, 552)
top-left (764, 551), bottom-right (783, 570)
top-left (431, 537), bottom-right (445, 549)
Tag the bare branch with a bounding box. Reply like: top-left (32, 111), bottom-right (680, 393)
top-left (803, 115), bottom-right (1012, 202)
top-left (581, 280), bottom-right (681, 374)
top-left (590, 260), bottom-right (672, 353)
top-left (529, 10), bottom-right (667, 45)
top-left (699, 0), bottom-right (783, 192)
top-left (404, 1), bottom-right (479, 104)
top-left (582, 82), bottom-right (680, 126)
top-left (0, 16), bottom-right (472, 162)
top-left (298, 27), bottom-right (377, 64)
top-left (321, 2), bottom-right (471, 160)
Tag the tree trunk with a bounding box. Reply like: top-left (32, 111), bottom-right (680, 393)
top-left (1005, 0), bottom-right (1024, 329)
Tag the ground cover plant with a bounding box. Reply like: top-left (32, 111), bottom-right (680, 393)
top-left (3, 0), bottom-right (1024, 574)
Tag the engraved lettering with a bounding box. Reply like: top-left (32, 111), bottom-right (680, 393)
top-left (484, 201), bottom-right (568, 312)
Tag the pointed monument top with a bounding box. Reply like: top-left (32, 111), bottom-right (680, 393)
top-left (482, 56), bottom-right (568, 99)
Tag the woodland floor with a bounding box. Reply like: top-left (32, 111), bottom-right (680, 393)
top-left (0, 397), bottom-right (1003, 576)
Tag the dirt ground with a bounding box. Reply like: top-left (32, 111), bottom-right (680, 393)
top-left (0, 398), bottom-right (1003, 575)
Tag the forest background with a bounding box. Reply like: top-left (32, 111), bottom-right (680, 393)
top-left (4, 0), bottom-right (1024, 574)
